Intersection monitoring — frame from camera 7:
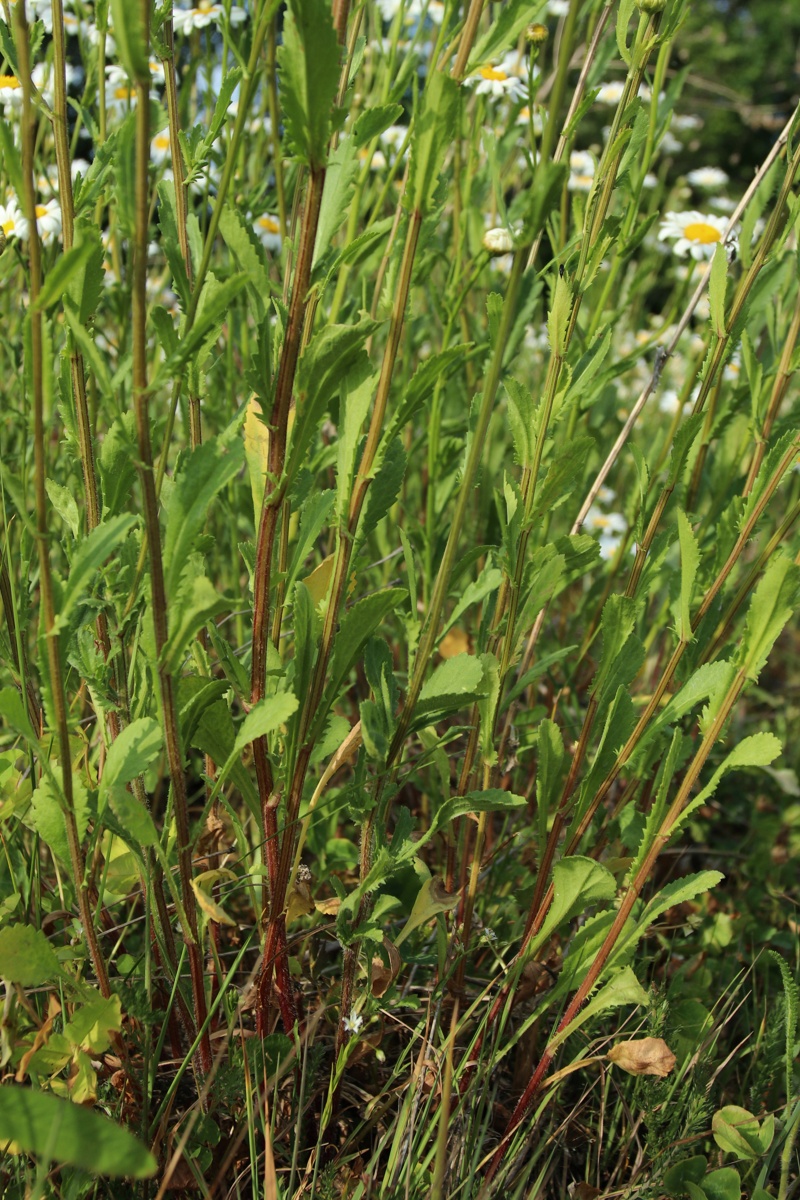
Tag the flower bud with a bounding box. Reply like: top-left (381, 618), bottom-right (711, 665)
top-left (483, 227), bottom-right (515, 255)
top-left (526, 22), bottom-right (549, 45)
top-left (635, 0), bottom-right (667, 12)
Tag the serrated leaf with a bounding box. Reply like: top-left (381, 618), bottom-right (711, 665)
top-left (110, 0), bottom-right (149, 82)
top-left (0, 924), bottom-right (61, 985)
top-left (468, 0), bottom-right (547, 70)
top-left (505, 377), bottom-right (536, 468)
top-left (163, 436), bottom-right (245, 601)
top-left (101, 718), bottom-right (162, 798)
top-left (547, 269), bottom-right (572, 356)
top-left (666, 412), bottom-right (704, 487)
top-left (738, 553), bottom-right (800, 681)
top-left (278, 0), bottom-right (341, 168)
top-left (360, 437), bottom-right (406, 543)
top-left (243, 395), bottom-right (270, 526)
top-left (708, 242), bottom-right (728, 337)
top-left (313, 136), bottom-right (359, 267)
top-left (550, 966), bottom-right (649, 1051)
top-left (54, 514), bottom-right (136, 631)
top-left (45, 479), bottom-right (80, 538)
top-left (337, 368), bottom-right (376, 520)
top-left (316, 589), bottom-right (406, 736)
top-left (0, 1085), bottom-right (156, 1178)
top-left (676, 509), bottom-right (699, 642)
top-left (34, 237), bottom-right (98, 313)
top-left (234, 693), bottom-right (299, 755)
top-left (161, 571), bottom-right (230, 674)
top-left (219, 205), bottom-right (272, 318)
top-left (353, 103), bottom-right (404, 148)
top-left (108, 785), bottom-right (159, 848)
top-left (408, 70), bottom-right (459, 216)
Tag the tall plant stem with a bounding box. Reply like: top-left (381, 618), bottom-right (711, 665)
top-left (743, 277), bottom-right (800, 495)
top-left (258, 208), bottom-right (422, 1038)
top-left (251, 165), bottom-right (326, 1036)
top-left (128, 3), bottom-right (210, 1073)
top-left (487, 669), bottom-right (747, 1181)
top-left (14, 0), bottom-right (110, 1000)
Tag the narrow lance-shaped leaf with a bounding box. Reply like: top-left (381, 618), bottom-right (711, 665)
top-left (708, 241), bottom-right (728, 338)
top-left (408, 70), bottom-right (459, 216)
top-left (675, 509), bottom-right (699, 642)
top-left (278, 0), bottom-right (341, 169)
top-left (737, 552), bottom-right (800, 681)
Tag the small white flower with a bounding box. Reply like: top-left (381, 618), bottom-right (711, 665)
top-left (660, 130), bottom-right (682, 155)
top-left (151, 130), bottom-right (172, 165)
top-left (483, 227), bottom-right (515, 255)
top-left (0, 74), bottom-right (23, 112)
top-left (595, 81), bottom-right (626, 105)
top-left (343, 1010), bottom-right (364, 1035)
top-left (253, 213), bottom-right (282, 251)
top-left (568, 149), bottom-right (595, 193)
top-left (585, 506), bottom-right (626, 560)
top-left (359, 144), bottom-right (387, 171)
top-left (469, 53), bottom-right (529, 102)
top-left (105, 66), bottom-right (137, 116)
top-left (516, 104), bottom-right (545, 134)
top-left (35, 198), bottom-right (62, 246)
top-left (657, 210), bottom-right (733, 261)
top-left (0, 195), bottom-right (28, 240)
top-left (672, 114), bottom-right (703, 132)
top-left (686, 166), bottom-right (729, 190)
top-left (545, 0), bottom-right (570, 15)
top-left (173, 0), bottom-right (247, 35)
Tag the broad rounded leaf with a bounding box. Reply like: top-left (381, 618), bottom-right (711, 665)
top-left (0, 925), bottom-right (61, 985)
top-left (0, 1085), bottom-right (157, 1178)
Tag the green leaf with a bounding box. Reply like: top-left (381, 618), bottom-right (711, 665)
top-left (234, 693), bottom-right (300, 754)
top-left (218, 204), bottom-right (272, 318)
top-left (612, 872), bottom-right (725, 966)
top-left (395, 870), bottom-right (458, 947)
top-left (0, 114), bottom-right (24, 200)
top-left (415, 653), bottom-right (488, 723)
top-left (315, 588), bottom-right (406, 738)
top-left (700, 1168), bottom-right (742, 1200)
top-left (708, 242), bottom-right (728, 337)
top-left (0, 1085), bottom-right (156, 1178)
top-left (286, 318), bottom-right (377, 485)
top-left (313, 135), bottom-right (360, 267)
top-left (536, 857), bottom-right (617, 951)
top-left (530, 436), bottom-right (594, 523)
top-left (547, 269), bottom-right (572, 357)
top-left (353, 103), bottom-right (404, 148)
top-left (0, 686), bottom-right (36, 743)
top-left (156, 179), bottom-right (191, 308)
top-left (162, 435), bottom-right (245, 601)
top-left (161, 571), bottom-right (230, 674)
top-left (34, 237), bottom-right (98, 313)
top-left (664, 1157), bottom-right (708, 1197)
top-left (110, 0), bottom-right (149, 82)
top-left (336, 368), bottom-right (376, 520)
top-left (359, 437), bottom-right (407, 544)
top-left (158, 273), bottom-right (247, 383)
top-left (675, 509), bottom-right (699, 642)
top-left (63, 993), bottom-right (123, 1053)
top-left (29, 772), bottom-right (90, 867)
top-left (550, 965), bottom-right (649, 1051)
top-left (672, 734), bottom-right (782, 835)
top-left (54, 514), bottom-right (136, 632)
top-left (737, 552), bottom-right (800, 681)
top-left (278, 0), bottom-right (341, 168)
top-left (712, 1107), bottom-right (770, 1159)
top-left (108, 786), bottom-right (159, 848)
top-left (63, 297), bottom-right (114, 397)
top-left (616, 0), bottom-right (637, 65)
top-left (468, 0), bottom-right (547, 69)
top-left (45, 479), bottom-right (80, 538)
top-left (390, 343), bottom-right (472, 437)
top-left (0, 924), bottom-right (61, 985)
top-left (408, 70), bottom-right (459, 216)
top-left (505, 377), bottom-right (537, 468)
top-left (666, 412), bottom-right (704, 487)
top-left (100, 718), bottom-right (162, 799)
top-left (535, 720), bottom-right (566, 850)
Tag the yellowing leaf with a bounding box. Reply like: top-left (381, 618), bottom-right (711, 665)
top-left (192, 869), bottom-right (237, 926)
top-left (608, 1037), bottom-right (676, 1077)
top-left (439, 627), bottom-right (470, 659)
top-left (395, 875), bottom-right (458, 947)
top-left (243, 394), bottom-right (270, 527)
top-left (286, 878), bottom-right (315, 924)
top-left (302, 554), bottom-right (335, 608)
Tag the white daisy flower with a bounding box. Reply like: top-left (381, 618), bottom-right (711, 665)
top-left (0, 196), bottom-right (27, 240)
top-left (105, 66), bottom-right (137, 116)
top-left (585, 506), bottom-right (626, 560)
top-left (672, 114), bottom-right (703, 132)
top-left (568, 149), bottom-right (595, 193)
top-left (173, 0), bottom-right (246, 35)
top-left (253, 213), bottom-right (282, 251)
top-left (35, 198), bottom-right (62, 246)
top-left (657, 210), bottom-right (733, 260)
top-left (0, 74), bottom-right (23, 112)
top-left (686, 166), bottom-right (729, 190)
top-left (545, 0), bottom-right (570, 15)
top-left (516, 104), bottom-right (545, 134)
top-left (151, 130), bottom-right (172, 165)
top-left (660, 131), bottom-right (682, 155)
top-left (380, 124), bottom-right (409, 157)
top-left (469, 53), bottom-right (529, 102)
top-left (595, 81), bottom-right (626, 105)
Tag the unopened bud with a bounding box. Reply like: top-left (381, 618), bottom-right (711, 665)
top-left (526, 22), bottom-right (549, 44)
top-left (483, 227), bottom-right (514, 255)
top-left (635, 0), bottom-right (667, 12)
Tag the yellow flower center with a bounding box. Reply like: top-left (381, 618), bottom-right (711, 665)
top-left (114, 86), bottom-right (134, 100)
top-left (683, 221), bottom-right (721, 245)
top-left (2, 218), bottom-right (15, 233)
top-left (35, 205), bottom-right (48, 218)
top-left (479, 66), bottom-right (508, 82)
top-left (258, 217), bottom-right (279, 234)
top-left (0, 75), bottom-right (21, 89)
top-left (154, 133), bottom-right (170, 150)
